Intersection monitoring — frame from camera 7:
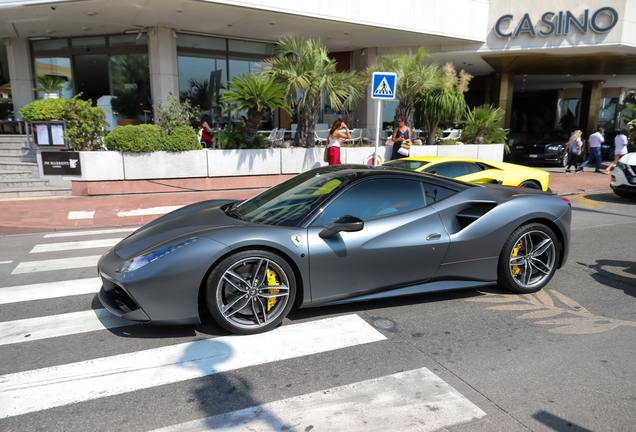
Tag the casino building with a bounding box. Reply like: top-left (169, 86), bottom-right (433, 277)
top-left (0, 0), bottom-right (634, 138)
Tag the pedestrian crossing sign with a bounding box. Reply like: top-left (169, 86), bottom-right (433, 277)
top-left (371, 72), bottom-right (396, 100)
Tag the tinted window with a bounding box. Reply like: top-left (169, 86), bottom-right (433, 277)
top-left (422, 183), bottom-right (456, 204)
top-left (424, 162), bottom-right (481, 178)
top-left (383, 160), bottom-right (430, 170)
top-left (322, 179), bottom-right (425, 224)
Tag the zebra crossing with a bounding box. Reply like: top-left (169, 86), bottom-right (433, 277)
top-left (0, 228), bottom-right (486, 431)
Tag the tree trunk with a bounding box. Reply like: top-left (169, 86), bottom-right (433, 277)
top-left (243, 107), bottom-right (263, 147)
top-left (395, 103), bottom-right (415, 127)
top-left (426, 118), bottom-right (440, 145)
top-left (295, 96), bottom-right (321, 147)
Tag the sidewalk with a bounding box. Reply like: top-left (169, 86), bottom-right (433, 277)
top-left (0, 168), bottom-right (614, 234)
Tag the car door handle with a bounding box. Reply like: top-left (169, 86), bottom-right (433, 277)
top-left (426, 233), bottom-right (442, 241)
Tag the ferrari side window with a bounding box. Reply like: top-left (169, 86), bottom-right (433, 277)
top-left (321, 179), bottom-right (425, 225)
top-left (422, 183), bottom-right (456, 204)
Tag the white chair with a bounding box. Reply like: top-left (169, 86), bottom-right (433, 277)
top-left (441, 129), bottom-right (461, 141)
top-left (272, 128), bottom-right (285, 147)
top-left (290, 124), bottom-right (297, 139)
top-left (343, 128), bottom-right (362, 145)
top-left (314, 129), bottom-right (329, 145)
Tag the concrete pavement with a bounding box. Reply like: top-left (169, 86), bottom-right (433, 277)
top-left (0, 167), bottom-right (615, 234)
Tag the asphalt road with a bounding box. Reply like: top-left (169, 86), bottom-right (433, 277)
top-left (0, 190), bottom-right (634, 432)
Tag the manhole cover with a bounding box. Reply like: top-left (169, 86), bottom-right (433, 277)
top-left (373, 319), bottom-right (395, 329)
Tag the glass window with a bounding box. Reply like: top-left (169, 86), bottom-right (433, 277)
top-left (323, 178), bottom-right (425, 224)
top-left (32, 39), bottom-right (69, 51)
top-left (177, 34), bottom-right (225, 51)
top-left (234, 170), bottom-right (356, 226)
top-left (71, 37), bottom-right (106, 49)
top-left (33, 57), bottom-right (73, 99)
top-left (422, 183), bottom-right (456, 204)
top-left (560, 98), bottom-right (579, 130)
top-left (383, 160), bottom-right (431, 170)
top-left (178, 55), bottom-right (227, 124)
top-left (228, 39), bottom-right (273, 55)
top-left (109, 34), bottom-right (148, 47)
top-left (424, 162), bottom-right (477, 178)
top-left (110, 54), bottom-right (150, 96)
top-left (599, 97), bottom-right (618, 131)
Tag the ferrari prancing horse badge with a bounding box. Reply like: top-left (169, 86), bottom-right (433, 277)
top-left (291, 235), bottom-right (302, 248)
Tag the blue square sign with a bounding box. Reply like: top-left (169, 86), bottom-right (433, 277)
top-left (371, 72), bottom-right (397, 100)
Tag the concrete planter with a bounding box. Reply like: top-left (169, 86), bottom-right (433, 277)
top-left (51, 144), bottom-right (504, 195)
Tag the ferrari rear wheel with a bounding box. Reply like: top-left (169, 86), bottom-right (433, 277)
top-left (498, 223), bottom-right (558, 294)
top-left (206, 250), bottom-right (296, 335)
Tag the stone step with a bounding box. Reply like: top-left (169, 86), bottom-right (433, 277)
top-left (0, 186), bottom-right (72, 199)
top-left (0, 154), bottom-right (37, 163)
top-left (0, 146), bottom-right (37, 156)
top-left (0, 178), bottom-right (50, 189)
top-left (0, 136), bottom-right (31, 145)
top-left (0, 170), bottom-right (32, 180)
top-left (0, 161), bottom-right (39, 174)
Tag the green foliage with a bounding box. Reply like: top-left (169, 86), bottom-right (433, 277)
top-left (33, 75), bottom-right (66, 93)
top-left (180, 77), bottom-right (225, 113)
top-left (216, 124), bottom-right (246, 149)
top-left (19, 98), bottom-right (66, 122)
top-left (111, 90), bottom-right (149, 119)
top-left (250, 133), bottom-right (272, 149)
top-left (155, 93), bottom-right (199, 134)
top-left (461, 105), bottom-right (509, 150)
top-left (62, 96), bottom-right (110, 150)
top-left (621, 101), bottom-right (636, 143)
top-left (162, 126), bottom-right (202, 152)
top-left (104, 124), bottom-right (163, 153)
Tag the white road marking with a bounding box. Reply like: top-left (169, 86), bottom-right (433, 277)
top-left (151, 368), bottom-right (486, 432)
top-left (0, 314), bottom-right (386, 419)
top-left (0, 309), bottom-right (133, 346)
top-left (11, 255), bottom-right (101, 275)
top-left (117, 206), bottom-right (183, 217)
top-left (44, 227), bottom-right (139, 238)
top-left (0, 260), bottom-right (13, 265)
top-left (68, 211), bottom-right (95, 220)
top-left (29, 238), bottom-right (121, 253)
top-left (0, 277), bottom-right (101, 305)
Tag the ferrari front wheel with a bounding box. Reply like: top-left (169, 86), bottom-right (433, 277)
top-left (498, 223), bottom-right (558, 294)
top-left (206, 250), bottom-right (296, 335)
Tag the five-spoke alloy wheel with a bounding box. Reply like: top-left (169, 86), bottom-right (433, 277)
top-left (498, 223), bottom-right (559, 293)
top-left (207, 250), bottom-right (296, 334)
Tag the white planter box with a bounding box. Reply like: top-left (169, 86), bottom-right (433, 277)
top-left (281, 147), bottom-right (327, 174)
top-left (208, 149), bottom-right (281, 177)
top-left (123, 150), bottom-right (208, 180)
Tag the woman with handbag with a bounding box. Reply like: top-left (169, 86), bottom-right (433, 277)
top-left (391, 116), bottom-right (412, 160)
top-left (325, 119), bottom-right (350, 165)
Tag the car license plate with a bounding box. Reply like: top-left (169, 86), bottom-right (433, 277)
top-left (529, 154), bottom-right (538, 158)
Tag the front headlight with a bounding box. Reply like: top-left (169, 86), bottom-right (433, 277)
top-left (516, 145), bottom-right (524, 149)
top-left (116, 237), bottom-right (201, 273)
top-left (546, 145), bottom-right (560, 153)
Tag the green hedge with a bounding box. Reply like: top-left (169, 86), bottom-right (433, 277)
top-left (104, 124), bottom-right (202, 153)
top-left (104, 124), bottom-right (163, 153)
top-left (19, 98), bottom-right (66, 122)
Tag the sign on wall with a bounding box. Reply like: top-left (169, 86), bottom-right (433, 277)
top-left (494, 7), bottom-right (618, 39)
top-left (32, 121), bottom-right (67, 147)
top-left (42, 151), bottom-right (81, 175)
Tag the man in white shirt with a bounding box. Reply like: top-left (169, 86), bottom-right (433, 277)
top-left (605, 129), bottom-right (630, 173)
top-left (578, 128), bottom-right (605, 173)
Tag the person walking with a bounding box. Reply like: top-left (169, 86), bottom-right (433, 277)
top-left (605, 129), bottom-right (629, 173)
top-left (563, 130), bottom-right (583, 173)
top-left (326, 119), bottom-right (350, 165)
top-left (391, 116), bottom-right (412, 160)
top-left (577, 127), bottom-right (605, 173)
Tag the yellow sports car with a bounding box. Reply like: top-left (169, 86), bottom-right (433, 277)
top-left (383, 156), bottom-right (550, 191)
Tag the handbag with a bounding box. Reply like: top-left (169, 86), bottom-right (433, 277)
top-left (323, 145), bottom-right (329, 162)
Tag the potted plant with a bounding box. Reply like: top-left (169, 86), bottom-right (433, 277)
top-left (111, 90), bottom-right (149, 125)
top-left (33, 74), bottom-right (66, 99)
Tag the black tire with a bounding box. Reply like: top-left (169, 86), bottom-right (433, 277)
top-left (519, 180), bottom-right (541, 189)
top-left (206, 250), bottom-right (296, 335)
top-left (498, 223), bottom-right (559, 294)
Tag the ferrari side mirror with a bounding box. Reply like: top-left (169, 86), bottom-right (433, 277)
top-left (319, 215), bottom-right (364, 239)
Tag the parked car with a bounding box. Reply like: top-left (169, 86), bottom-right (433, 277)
top-left (510, 130), bottom-right (574, 167)
top-left (383, 156), bottom-right (550, 191)
top-left (98, 165), bottom-right (572, 335)
top-left (610, 152), bottom-right (636, 197)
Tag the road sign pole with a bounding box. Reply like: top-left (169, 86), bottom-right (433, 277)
top-left (374, 99), bottom-right (382, 166)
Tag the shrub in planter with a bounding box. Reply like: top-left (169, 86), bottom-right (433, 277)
top-left (104, 124), bottom-right (163, 153)
top-left (19, 98), bottom-right (66, 122)
top-left (62, 97), bottom-right (109, 150)
top-left (161, 125), bottom-right (202, 152)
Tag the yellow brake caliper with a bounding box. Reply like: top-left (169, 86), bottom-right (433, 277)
top-left (511, 241), bottom-right (523, 275)
top-left (266, 268), bottom-right (280, 311)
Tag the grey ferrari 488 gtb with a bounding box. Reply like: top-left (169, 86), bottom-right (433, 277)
top-left (98, 165), bottom-right (571, 335)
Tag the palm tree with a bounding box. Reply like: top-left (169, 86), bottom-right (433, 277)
top-left (33, 75), bottom-right (66, 97)
top-left (461, 105), bottom-right (510, 150)
top-left (261, 37), bottom-right (364, 147)
top-left (220, 73), bottom-right (291, 146)
top-left (367, 47), bottom-right (438, 127)
top-left (180, 77), bottom-right (225, 114)
top-left (415, 63), bottom-right (472, 144)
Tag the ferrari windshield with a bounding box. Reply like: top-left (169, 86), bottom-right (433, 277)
top-left (232, 169), bottom-right (356, 226)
